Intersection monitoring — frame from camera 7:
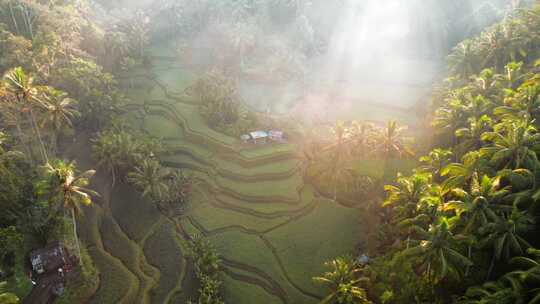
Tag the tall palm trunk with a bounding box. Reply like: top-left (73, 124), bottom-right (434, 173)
top-left (71, 208), bottom-right (84, 269)
top-left (8, 1), bottom-right (20, 34)
top-left (486, 255), bottom-right (496, 280)
top-left (22, 5), bottom-right (34, 40)
top-left (27, 109), bottom-right (48, 163)
top-left (14, 119), bottom-right (33, 165)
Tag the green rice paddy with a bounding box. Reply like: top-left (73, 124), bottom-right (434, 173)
top-left (76, 46), bottom-right (396, 304)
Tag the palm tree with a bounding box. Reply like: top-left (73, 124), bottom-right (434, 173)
top-left (313, 256), bottom-right (372, 304)
top-left (43, 160), bottom-right (98, 268)
top-left (443, 173), bottom-right (508, 233)
top-left (509, 248), bottom-right (540, 303)
top-left (164, 170), bottom-right (194, 206)
top-left (480, 120), bottom-right (540, 170)
top-left (399, 217), bottom-right (472, 283)
top-left (374, 121), bottom-right (412, 181)
top-left (3, 67), bottom-right (49, 162)
top-left (441, 150), bottom-right (493, 191)
top-left (92, 129), bottom-right (141, 185)
top-left (433, 99), bottom-right (468, 148)
top-left (498, 168), bottom-right (540, 209)
top-left (127, 159), bottom-right (170, 203)
top-left (470, 68), bottom-right (500, 99)
top-left (494, 83), bottom-right (540, 124)
top-left (0, 81), bottom-right (33, 162)
top-left (455, 115), bottom-right (493, 156)
top-left (296, 122), bottom-right (324, 180)
top-left (349, 121), bottom-right (375, 157)
top-left (383, 173), bottom-right (431, 224)
top-left (374, 120), bottom-right (411, 160)
top-left (448, 40), bottom-right (479, 79)
top-left (418, 148), bottom-right (452, 182)
top-left (479, 207), bottom-right (534, 279)
top-left (461, 276), bottom-right (525, 304)
top-left (39, 88), bottom-right (80, 154)
top-left (326, 120), bottom-right (351, 159)
top-left (315, 121), bottom-right (355, 201)
top-left (325, 157), bottom-right (355, 202)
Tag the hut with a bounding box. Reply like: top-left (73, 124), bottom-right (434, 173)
top-left (249, 131), bottom-right (269, 144)
top-left (268, 130), bottom-right (284, 142)
top-left (29, 242), bottom-right (71, 275)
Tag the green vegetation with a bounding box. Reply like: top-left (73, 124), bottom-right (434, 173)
top-left (343, 5), bottom-right (540, 304)
top-left (143, 221), bottom-right (184, 304)
top-left (187, 236), bottom-right (225, 304)
top-left (2, 0), bottom-right (539, 303)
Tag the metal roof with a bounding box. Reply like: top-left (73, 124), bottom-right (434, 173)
top-left (249, 131), bottom-right (268, 139)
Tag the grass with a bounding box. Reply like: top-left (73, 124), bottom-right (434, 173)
top-left (110, 184), bottom-right (162, 242)
top-left (238, 144), bottom-right (295, 159)
top-left (143, 220), bottom-right (184, 304)
top-left (222, 273), bottom-right (283, 304)
top-left (210, 184), bottom-right (314, 216)
top-left (206, 230), bottom-right (316, 304)
top-left (162, 152), bottom-right (300, 181)
top-left (265, 199), bottom-right (363, 297)
top-left (172, 102), bottom-right (237, 146)
top-left (78, 205), bottom-right (139, 304)
top-left (100, 217), bottom-right (156, 304)
top-left (189, 194), bottom-right (290, 232)
top-left (349, 158), bottom-right (418, 179)
top-left (214, 174), bottom-right (302, 203)
top-left (143, 114), bottom-right (184, 140)
top-left (87, 246), bottom-right (138, 304)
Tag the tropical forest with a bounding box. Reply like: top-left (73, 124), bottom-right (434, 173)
top-left (2, 0), bottom-right (540, 303)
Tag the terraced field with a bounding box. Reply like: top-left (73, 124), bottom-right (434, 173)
top-left (78, 44), bottom-right (364, 304)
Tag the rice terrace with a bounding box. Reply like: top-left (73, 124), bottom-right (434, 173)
top-left (2, 1), bottom-right (540, 304)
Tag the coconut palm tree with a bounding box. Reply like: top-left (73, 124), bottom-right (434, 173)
top-left (461, 276), bottom-right (525, 304)
top-left (0, 81), bottom-right (33, 161)
top-left (383, 173), bottom-right (431, 224)
top-left (480, 207), bottom-right (534, 279)
top-left (470, 68), bottom-right (500, 99)
top-left (43, 160), bottom-right (98, 268)
top-left (433, 99), bottom-right (469, 148)
top-left (374, 121), bottom-right (411, 160)
top-left (92, 129), bottom-right (141, 185)
top-left (399, 217), bottom-right (472, 283)
top-left (418, 148), bottom-right (453, 182)
top-left (497, 168), bottom-right (540, 209)
top-left (164, 170), bottom-right (194, 206)
top-left (509, 248), bottom-right (540, 303)
top-left (349, 121), bottom-right (375, 158)
top-left (39, 88), bottom-right (80, 154)
top-left (373, 121), bottom-right (413, 181)
top-left (127, 159), bottom-right (170, 203)
top-left (494, 83), bottom-right (540, 124)
top-left (455, 115), bottom-right (493, 156)
top-left (441, 150), bottom-right (493, 191)
top-left (480, 120), bottom-right (540, 170)
top-left (448, 40), bottom-right (479, 79)
top-left (443, 173), bottom-right (508, 233)
top-left (313, 256), bottom-right (372, 304)
top-left (3, 67), bottom-right (49, 162)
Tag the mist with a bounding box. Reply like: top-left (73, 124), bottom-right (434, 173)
top-left (97, 0), bottom-right (523, 123)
